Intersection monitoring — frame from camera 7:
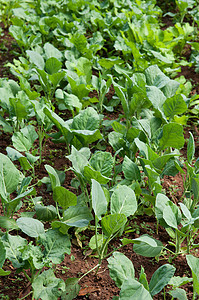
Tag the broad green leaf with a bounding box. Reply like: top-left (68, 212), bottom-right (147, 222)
top-left (163, 95), bottom-right (187, 120)
top-left (0, 153), bottom-right (20, 195)
top-left (84, 166), bottom-right (110, 184)
top-left (67, 146), bottom-right (89, 175)
top-left (32, 269), bottom-right (65, 300)
top-left (0, 268), bottom-right (11, 276)
top-left (108, 252), bottom-right (135, 288)
top-left (187, 132), bottom-right (195, 163)
top-left (63, 205), bottom-right (93, 227)
top-left (35, 204), bottom-right (57, 221)
top-left (133, 235), bottom-right (163, 257)
top-left (72, 129), bottom-right (102, 148)
top-left (101, 214), bottom-right (127, 238)
top-left (53, 186), bottom-right (77, 210)
top-left (45, 165), bottom-right (60, 191)
top-left (61, 278), bottom-right (80, 300)
top-left (89, 234), bottom-right (105, 251)
top-left (41, 229), bottom-right (71, 263)
top-left (45, 57), bottom-right (62, 75)
top-left (191, 177), bottom-right (199, 200)
top-left (0, 216), bottom-right (19, 231)
top-left (163, 202), bottom-right (182, 229)
top-left (26, 50), bottom-right (45, 69)
top-left (71, 107), bottom-right (99, 131)
top-left (17, 217), bottom-right (45, 238)
top-left (2, 233), bottom-right (27, 268)
top-left (44, 42), bottom-right (62, 60)
top-left (122, 156), bottom-right (141, 181)
top-left (108, 131), bottom-right (126, 152)
top-left (168, 276), bottom-right (192, 288)
top-left (145, 65), bottom-right (169, 88)
top-left (155, 193), bottom-right (170, 227)
top-left (179, 203), bottom-right (192, 221)
top-left (0, 240), bottom-right (6, 268)
top-left (159, 123), bottom-right (185, 150)
top-left (49, 72), bottom-right (65, 89)
top-left (149, 264), bottom-right (176, 296)
top-left (186, 255), bottom-right (199, 295)
top-left (91, 179), bottom-right (107, 220)
top-left (146, 86), bottom-right (166, 109)
top-left (120, 278), bottom-right (152, 300)
top-left (90, 151), bottom-right (114, 178)
top-left (12, 125), bottom-right (38, 152)
top-left (111, 185), bottom-right (137, 217)
top-left (169, 288), bottom-right (188, 300)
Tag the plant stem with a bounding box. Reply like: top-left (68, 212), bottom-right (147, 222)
top-left (19, 291), bottom-right (33, 300)
top-left (22, 270), bottom-right (31, 283)
top-left (95, 217), bottom-right (100, 257)
top-left (78, 263), bottom-right (100, 281)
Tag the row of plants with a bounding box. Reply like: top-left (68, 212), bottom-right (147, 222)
top-left (0, 0), bottom-right (199, 299)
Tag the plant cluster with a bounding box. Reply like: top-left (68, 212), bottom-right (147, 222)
top-left (1, 0), bottom-right (199, 299)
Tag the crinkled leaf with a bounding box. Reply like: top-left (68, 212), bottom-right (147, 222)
top-left (32, 269), bottom-right (65, 300)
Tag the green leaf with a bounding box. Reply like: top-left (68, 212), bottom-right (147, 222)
top-left (2, 233), bottom-right (27, 268)
top-left (26, 50), bottom-right (45, 69)
top-left (84, 165), bottom-right (110, 184)
top-left (0, 268), bottom-right (11, 276)
top-left (163, 202), bottom-right (182, 229)
top-left (168, 276), bottom-right (192, 288)
top-left (16, 217), bottom-right (45, 238)
top-left (45, 57), bottom-right (62, 75)
top-left (159, 123), bottom-right (185, 150)
top-left (71, 107), bottom-right (99, 131)
top-left (139, 266), bottom-right (149, 291)
top-left (149, 264), bottom-right (176, 296)
top-left (187, 132), bottom-right (195, 163)
top-left (32, 269), bottom-right (65, 300)
top-left (111, 185), bottom-right (137, 217)
top-left (0, 216), bottom-right (19, 231)
top-left (120, 278), bottom-right (152, 300)
top-left (44, 42), bottom-right (62, 60)
top-left (122, 156), bottom-right (141, 181)
top-left (61, 278), bottom-right (80, 300)
top-left (101, 214), bottom-right (127, 238)
top-left (108, 252), bottom-right (135, 288)
top-left (186, 255), bottom-right (199, 295)
top-left (163, 94), bottom-right (187, 120)
top-left (22, 243), bottom-right (44, 269)
top-left (63, 205), bottom-right (93, 227)
top-left (53, 186), bottom-right (77, 210)
top-left (91, 179), bottom-right (107, 220)
top-left (45, 165), bottom-right (61, 191)
top-left (90, 151), bottom-right (114, 178)
top-left (0, 240), bottom-right (6, 268)
top-left (146, 86), bottom-right (166, 109)
top-left (0, 153), bottom-right (20, 195)
top-left (41, 229), bottom-right (71, 263)
top-left (169, 288), bottom-right (188, 300)
top-left (133, 235), bottom-right (163, 257)
top-left (35, 204), bottom-right (57, 221)
top-left (67, 146), bottom-right (89, 175)
top-left (12, 125), bottom-right (38, 152)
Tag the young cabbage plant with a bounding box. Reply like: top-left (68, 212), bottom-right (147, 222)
top-left (155, 193), bottom-right (199, 256)
top-left (43, 164), bottom-right (93, 235)
top-left (108, 251), bottom-right (176, 299)
top-left (89, 179), bottom-right (163, 274)
top-left (1, 224), bottom-right (71, 300)
top-left (44, 106), bottom-right (102, 153)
